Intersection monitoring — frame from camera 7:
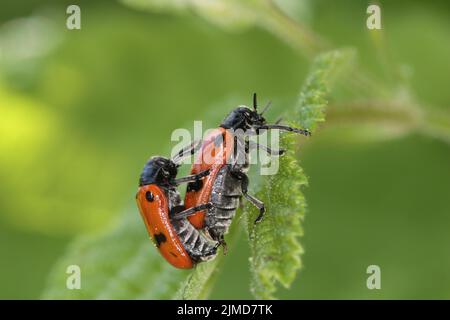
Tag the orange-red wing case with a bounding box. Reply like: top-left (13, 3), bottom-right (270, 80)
top-left (185, 128), bottom-right (234, 228)
top-left (136, 185), bottom-right (193, 269)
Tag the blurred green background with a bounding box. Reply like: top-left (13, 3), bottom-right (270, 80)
top-left (0, 0), bottom-right (449, 299)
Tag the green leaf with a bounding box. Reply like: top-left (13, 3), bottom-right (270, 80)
top-left (42, 209), bottom-right (239, 300)
top-left (245, 50), bottom-right (351, 299)
top-left (42, 50), bottom-right (350, 300)
top-left (174, 257), bottom-right (222, 300)
top-left (245, 133), bottom-right (307, 300)
top-left (42, 211), bottom-right (190, 299)
top-left (297, 49), bottom-right (355, 132)
top-left (41, 107), bottom-right (233, 300)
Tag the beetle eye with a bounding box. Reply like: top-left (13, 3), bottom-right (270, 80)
top-left (145, 191), bottom-right (154, 202)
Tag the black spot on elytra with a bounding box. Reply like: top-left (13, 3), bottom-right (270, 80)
top-left (187, 179), bottom-right (203, 192)
top-left (154, 233), bottom-right (167, 247)
top-left (145, 191), bottom-right (154, 202)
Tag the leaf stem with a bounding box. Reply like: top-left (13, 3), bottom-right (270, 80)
top-left (261, 0), bottom-right (450, 144)
top-left (260, 0), bottom-right (392, 99)
top-left (324, 100), bottom-right (450, 145)
top-left (260, 0), bottom-right (328, 58)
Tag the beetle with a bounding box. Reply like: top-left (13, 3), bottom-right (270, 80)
top-left (136, 142), bottom-right (219, 269)
top-left (184, 94), bottom-right (310, 249)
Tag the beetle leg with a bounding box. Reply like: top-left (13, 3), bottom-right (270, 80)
top-left (248, 140), bottom-right (285, 156)
top-left (171, 202), bottom-right (213, 220)
top-left (230, 135), bottom-right (248, 172)
top-left (234, 171), bottom-right (266, 224)
top-left (245, 193), bottom-right (265, 224)
top-left (220, 237), bottom-right (228, 255)
top-left (173, 169), bottom-right (210, 185)
top-left (171, 140), bottom-right (203, 164)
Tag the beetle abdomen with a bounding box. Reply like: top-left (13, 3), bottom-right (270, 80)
top-left (171, 218), bottom-right (218, 261)
top-left (206, 165), bottom-right (242, 241)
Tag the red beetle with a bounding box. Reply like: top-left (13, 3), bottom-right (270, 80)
top-left (185, 94), bottom-right (310, 248)
top-left (136, 143), bottom-right (218, 268)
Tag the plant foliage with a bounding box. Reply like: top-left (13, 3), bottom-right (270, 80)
top-left (245, 50), bottom-right (350, 299)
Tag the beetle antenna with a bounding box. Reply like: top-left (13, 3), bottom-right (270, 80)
top-left (253, 93), bottom-right (257, 111)
top-left (260, 101), bottom-right (272, 115)
top-left (275, 117), bottom-right (282, 124)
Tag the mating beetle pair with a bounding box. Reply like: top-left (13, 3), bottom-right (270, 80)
top-left (136, 94), bottom-right (310, 269)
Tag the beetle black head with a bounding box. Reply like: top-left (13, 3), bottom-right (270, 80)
top-left (220, 93), bottom-right (268, 130)
top-left (139, 156), bottom-right (178, 187)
